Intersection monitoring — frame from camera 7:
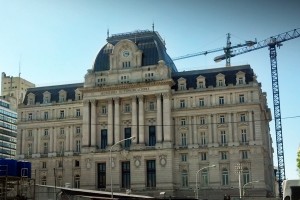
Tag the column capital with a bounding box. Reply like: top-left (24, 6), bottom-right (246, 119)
top-left (83, 99), bottom-right (90, 105)
top-left (137, 95), bottom-right (144, 101)
top-left (156, 93), bottom-right (162, 99)
top-left (162, 92), bottom-right (170, 99)
top-left (132, 96), bottom-right (137, 102)
top-left (90, 99), bottom-right (97, 105)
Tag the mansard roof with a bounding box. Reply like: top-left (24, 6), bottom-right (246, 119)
top-left (93, 30), bottom-right (178, 73)
top-left (171, 65), bottom-right (254, 90)
top-left (23, 83), bottom-right (83, 105)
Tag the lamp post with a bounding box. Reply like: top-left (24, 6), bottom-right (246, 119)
top-left (110, 136), bottom-right (135, 199)
top-left (195, 164), bottom-right (216, 200)
top-left (235, 163), bottom-right (243, 199)
top-left (242, 180), bottom-right (260, 198)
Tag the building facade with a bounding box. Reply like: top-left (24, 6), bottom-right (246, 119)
top-left (0, 98), bottom-right (17, 158)
top-left (17, 30), bottom-right (275, 199)
top-left (1, 72), bottom-right (36, 106)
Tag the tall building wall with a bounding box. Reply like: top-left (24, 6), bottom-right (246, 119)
top-left (16, 30), bottom-right (275, 199)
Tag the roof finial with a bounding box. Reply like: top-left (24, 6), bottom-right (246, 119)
top-left (107, 29), bottom-right (110, 38)
top-left (152, 22), bottom-right (154, 32)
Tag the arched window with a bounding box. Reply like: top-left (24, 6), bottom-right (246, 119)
top-left (74, 175), bottom-right (80, 188)
top-left (201, 169), bottom-right (208, 186)
top-left (222, 168), bottom-right (229, 185)
top-left (41, 176), bottom-right (47, 185)
top-left (242, 167), bottom-right (250, 185)
top-left (181, 170), bottom-right (188, 187)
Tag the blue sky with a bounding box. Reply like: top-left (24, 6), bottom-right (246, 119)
top-left (0, 0), bottom-right (299, 180)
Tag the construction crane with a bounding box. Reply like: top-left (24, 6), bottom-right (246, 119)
top-left (172, 33), bottom-right (257, 67)
top-left (214, 28), bottom-right (300, 198)
top-left (173, 28), bottom-right (300, 198)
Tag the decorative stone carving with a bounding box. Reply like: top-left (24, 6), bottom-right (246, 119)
top-left (121, 149), bottom-right (129, 160)
top-left (159, 154), bottom-right (167, 167)
top-left (86, 158), bottom-right (91, 169)
top-left (133, 156), bottom-right (141, 168)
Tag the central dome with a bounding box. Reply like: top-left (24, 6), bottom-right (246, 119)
top-left (93, 30), bottom-right (177, 72)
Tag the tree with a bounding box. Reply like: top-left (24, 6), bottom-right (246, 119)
top-left (297, 147), bottom-right (300, 177)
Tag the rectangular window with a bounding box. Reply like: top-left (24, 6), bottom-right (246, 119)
top-left (221, 151), bottom-right (228, 160)
top-left (179, 84), bottom-right (185, 90)
top-left (42, 161), bottom-right (47, 169)
top-left (75, 140), bottom-right (81, 153)
top-left (74, 175), bottom-right (80, 188)
top-left (98, 163), bottom-right (106, 189)
top-left (180, 100), bottom-right (186, 108)
top-left (43, 142), bottom-right (48, 154)
top-left (218, 79), bottom-right (223, 87)
top-left (220, 115), bottom-right (225, 124)
top-left (181, 171), bottom-right (189, 187)
top-left (200, 132), bottom-right (206, 146)
top-left (199, 98), bottom-right (205, 107)
top-left (219, 96), bottom-right (224, 105)
top-left (124, 128), bottom-right (132, 148)
top-left (27, 143), bottom-right (32, 155)
top-left (181, 154), bottom-right (187, 162)
top-left (101, 106), bottom-right (107, 114)
top-left (221, 130), bottom-right (227, 145)
top-left (44, 129), bottom-right (48, 136)
top-left (76, 127), bottom-right (81, 134)
top-left (146, 160), bottom-right (156, 188)
top-left (240, 114), bottom-right (246, 122)
top-left (198, 81), bottom-right (204, 88)
top-left (60, 110), bottom-right (65, 118)
top-left (200, 152), bottom-right (207, 161)
top-left (124, 104), bottom-right (131, 112)
top-left (75, 160), bottom-right (80, 167)
top-left (101, 129), bottom-right (107, 149)
top-left (122, 161), bottom-right (130, 188)
top-left (76, 109), bottom-right (81, 117)
top-left (28, 113), bottom-right (32, 120)
top-left (149, 102), bottom-right (155, 111)
top-left (241, 129), bottom-right (247, 144)
top-left (149, 126), bottom-right (156, 146)
top-left (60, 128), bottom-right (65, 135)
top-left (200, 117), bottom-right (205, 125)
top-left (44, 112), bottom-right (48, 120)
top-left (59, 141), bottom-right (64, 153)
top-left (181, 133), bottom-right (187, 146)
top-left (201, 170), bottom-right (208, 186)
top-left (238, 77), bottom-right (244, 84)
top-left (28, 130), bottom-right (33, 137)
top-left (241, 150), bottom-right (248, 159)
top-left (222, 169), bottom-right (229, 185)
top-left (181, 118), bottom-right (186, 126)
top-left (239, 94), bottom-right (245, 103)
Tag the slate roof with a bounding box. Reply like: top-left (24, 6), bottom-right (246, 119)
top-left (23, 83), bottom-right (83, 105)
top-left (171, 65), bottom-right (254, 90)
top-left (93, 30), bottom-right (178, 73)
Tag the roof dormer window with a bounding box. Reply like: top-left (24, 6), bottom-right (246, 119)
top-left (216, 73), bottom-right (225, 87)
top-left (59, 90), bottom-right (67, 103)
top-left (236, 71), bottom-right (246, 85)
top-left (75, 89), bottom-right (82, 101)
top-left (27, 93), bottom-right (35, 105)
top-left (178, 77), bottom-right (187, 91)
top-left (43, 91), bottom-right (51, 104)
top-left (196, 75), bottom-right (206, 89)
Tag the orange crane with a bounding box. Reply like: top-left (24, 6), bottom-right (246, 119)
top-left (173, 28), bottom-right (300, 198)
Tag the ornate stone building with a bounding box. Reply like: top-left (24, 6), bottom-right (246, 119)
top-left (17, 30), bottom-right (275, 199)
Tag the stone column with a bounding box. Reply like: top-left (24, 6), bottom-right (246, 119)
top-left (108, 99), bottom-right (113, 145)
top-left (33, 129), bottom-right (37, 154)
top-left (70, 126), bottom-right (74, 151)
top-left (114, 98), bottom-right (120, 143)
top-left (193, 116), bottom-right (198, 144)
top-left (131, 96), bottom-right (137, 144)
top-left (249, 111), bottom-right (254, 141)
top-left (138, 95), bottom-right (145, 144)
top-left (156, 94), bottom-right (162, 143)
top-left (66, 126), bottom-right (70, 151)
top-left (233, 113), bottom-right (238, 143)
top-left (21, 129), bottom-right (25, 155)
top-left (37, 129), bottom-right (40, 153)
top-left (91, 100), bottom-right (97, 147)
top-left (228, 113), bottom-right (233, 143)
top-left (208, 115), bottom-right (213, 145)
top-left (82, 100), bottom-right (90, 147)
top-left (188, 116), bottom-right (193, 145)
top-left (162, 93), bottom-right (171, 143)
top-left (53, 128), bottom-right (56, 152)
top-left (212, 115), bottom-right (217, 145)
top-left (49, 128), bottom-right (53, 153)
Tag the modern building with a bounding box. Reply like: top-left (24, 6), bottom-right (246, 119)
top-left (16, 30), bottom-right (275, 199)
top-left (0, 98), bottom-right (17, 158)
top-left (1, 72), bottom-right (35, 106)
